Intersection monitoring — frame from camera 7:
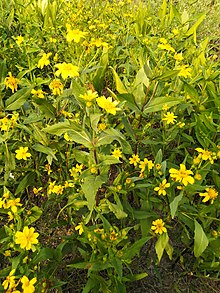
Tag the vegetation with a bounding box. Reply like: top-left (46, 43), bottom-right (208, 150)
top-left (0, 0), bottom-right (219, 292)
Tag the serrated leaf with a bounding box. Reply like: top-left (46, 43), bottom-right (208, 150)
top-left (194, 220), bottom-right (209, 258)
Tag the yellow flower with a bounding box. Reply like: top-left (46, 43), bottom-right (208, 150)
top-left (177, 65), bottom-right (192, 78)
top-left (2, 269), bottom-right (16, 290)
top-left (154, 179), bottom-right (170, 196)
top-left (75, 164), bottom-right (83, 173)
top-left (162, 104), bottom-right (169, 111)
top-left (15, 147), bottom-right (31, 160)
top-left (21, 276), bottom-right (37, 293)
top-left (79, 90), bottom-right (98, 102)
top-left (5, 198), bottom-right (22, 213)
top-left (96, 96), bottom-right (120, 115)
top-left (194, 173), bottom-right (202, 181)
top-left (64, 132), bottom-right (71, 141)
top-left (49, 79), bottom-right (64, 95)
top-left (139, 158), bottom-right (148, 173)
top-left (15, 226), bottom-right (39, 250)
top-left (14, 35), bottom-right (24, 45)
top-left (199, 187), bottom-right (218, 203)
top-left (37, 52), bottom-right (52, 69)
top-left (52, 185), bottom-right (64, 195)
top-left (151, 219), bottom-right (167, 234)
top-left (129, 154), bottom-right (140, 167)
top-left (162, 112), bottom-right (177, 124)
top-left (75, 222), bottom-right (84, 235)
top-left (31, 89), bottom-right (45, 99)
top-left (169, 164), bottom-right (194, 186)
top-left (45, 164), bottom-right (52, 175)
top-left (111, 148), bottom-right (122, 160)
top-left (98, 122), bottom-right (107, 131)
top-left (195, 148), bottom-right (213, 162)
top-left (4, 72), bottom-right (19, 93)
top-left (66, 26), bottom-right (87, 43)
top-left (172, 28), bottom-right (179, 36)
top-left (174, 52), bottom-right (183, 62)
top-left (0, 117), bottom-right (10, 131)
top-left (55, 62), bottom-right (79, 79)
top-left (158, 43), bottom-right (175, 52)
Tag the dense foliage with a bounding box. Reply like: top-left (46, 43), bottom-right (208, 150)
top-left (0, 0), bottom-right (219, 292)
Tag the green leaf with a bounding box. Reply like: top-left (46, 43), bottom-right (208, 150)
top-left (24, 206), bottom-right (43, 225)
top-left (111, 67), bottom-right (128, 94)
top-left (123, 237), bottom-right (151, 260)
top-left (144, 96), bottom-right (182, 114)
top-left (5, 87), bottom-right (33, 110)
top-left (186, 13), bottom-right (205, 36)
top-left (15, 171), bottom-right (36, 195)
top-left (194, 220), bottom-right (209, 258)
top-left (107, 201), bottom-right (127, 219)
top-left (155, 232), bottom-right (169, 262)
top-left (93, 47), bottom-right (108, 92)
top-left (68, 261), bottom-right (112, 271)
top-left (43, 121), bottom-right (74, 136)
top-left (30, 123), bottom-right (49, 146)
top-left (68, 130), bottom-right (93, 148)
top-left (82, 175), bottom-right (104, 210)
top-left (153, 70), bottom-right (179, 81)
top-left (170, 191), bottom-right (183, 219)
top-left (32, 143), bottom-right (57, 160)
top-left (33, 98), bottom-right (56, 118)
top-left (123, 273), bottom-right (148, 282)
top-left (101, 128), bottom-right (132, 154)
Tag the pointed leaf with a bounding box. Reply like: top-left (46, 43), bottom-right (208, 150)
top-left (194, 220), bottom-right (209, 258)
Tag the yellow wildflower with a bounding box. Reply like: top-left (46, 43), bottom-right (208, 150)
top-left (195, 148), bottom-right (213, 162)
top-left (96, 96), bottom-right (120, 115)
top-left (154, 179), bottom-right (170, 196)
top-left (49, 79), bottom-right (64, 95)
top-left (98, 122), bottom-right (107, 131)
top-left (129, 154), bottom-right (140, 167)
top-left (158, 43), bottom-right (175, 52)
top-left (75, 222), bottom-right (84, 235)
top-left (4, 72), bottom-right (19, 93)
top-left (111, 148), bottom-right (122, 160)
top-left (64, 132), bottom-right (71, 141)
top-left (177, 65), bottom-right (192, 78)
top-left (6, 198), bottom-right (22, 213)
top-left (37, 52), bottom-right (52, 69)
top-left (151, 219), bottom-right (167, 234)
top-left (45, 164), bottom-right (52, 175)
top-left (199, 187), bottom-right (218, 203)
top-left (162, 104), bottom-right (169, 111)
top-left (2, 269), bottom-right (16, 291)
top-left (52, 185), bottom-right (64, 195)
top-left (55, 62), bottom-right (79, 79)
top-left (66, 26), bottom-right (87, 43)
top-left (174, 52), bottom-right (184, 62)
top-left (79, 90), bottom-right (98, 104)
top-left (0, 117), bottom-right (10, 131)
top-left (31, 89), bottom-right (45, 99)
top-left (162, 112), bottom-right (177, 124)
top-left (169, 164), bottom-right (194, 186)
top-left (15, 147), bottom-right (31, 160)
top-left (21, 276), bottom-right (37, 293)
top-left (15, 226), bottom-right (39, 250)
top-left (14, 35), bottom-right (24, 45)
top-left (172, 28), bottom-right (179, 36)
